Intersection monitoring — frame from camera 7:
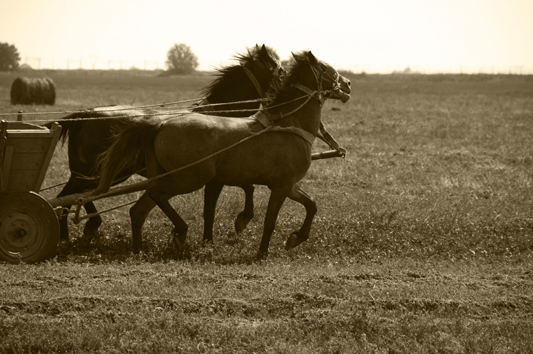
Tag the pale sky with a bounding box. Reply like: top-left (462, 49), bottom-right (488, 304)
top-left (1, 0), bottom-right (532, 73)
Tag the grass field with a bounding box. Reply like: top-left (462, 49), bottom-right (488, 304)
top-left (1, 70), bottom-right (532, 353)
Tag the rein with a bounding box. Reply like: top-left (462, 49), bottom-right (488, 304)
top-left (255, 63), bottom-right (346, 154)
top-left (72, 63), bottom-right (347, 219)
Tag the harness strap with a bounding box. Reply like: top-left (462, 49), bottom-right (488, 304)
top-left (242, 66), bottom-right (266, 98)
top-left (254, 111), bottom-right (272, 127)
top-left (270, 126), bottom-right (315, 146)
top-left (292, 83), bottom-right (328, 106)
top-left (253, 111), bottom-right (315, 146)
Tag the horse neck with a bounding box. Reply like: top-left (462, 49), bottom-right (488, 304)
top-left (204, 69), bottom-right (263, 117)
top-left (208, 79), bottom-right (256, 104)
top-left (270, 91), bottom-right (322, 137)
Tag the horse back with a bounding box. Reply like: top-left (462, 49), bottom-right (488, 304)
top-left (60, 106), bottom-right (158, 175)
top-left (153, 113), bottom-right (312, 188)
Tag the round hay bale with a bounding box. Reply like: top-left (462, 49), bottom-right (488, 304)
top-left (10, 77), bottom-right (56, 105)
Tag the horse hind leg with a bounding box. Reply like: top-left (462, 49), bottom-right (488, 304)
top-left (234, 184), bottom-right (255, 234)
top-left (83, 202), bottom-right (102, 238)
top-left (56, 176), bottom-right (99, 242)
top-left (147, 188), bottom-right (189, 259)
top-left (284, 183), bottom-right (317, 250)
top-left (129, 192), bottom-right (157, 254)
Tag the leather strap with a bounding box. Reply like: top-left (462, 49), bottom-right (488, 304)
top-left (254, 111), bottom-right (272, 127)
top-left (253, 111), bottom-right (314, 145)
top-left (270, 126), bottom-right (315, 146)
top-left (243, 66), bottom-right (266, 98)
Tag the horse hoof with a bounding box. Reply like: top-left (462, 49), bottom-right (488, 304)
top-left (285, 232), bottom-right (299, 250)
top-left (83, 228), bottom-right (98, 238)
top-left (234, 213), bottom-right (253, 234)
top-left (173, 236), bottom-right (191, 260)
top-left (83, 221), bottom-right (102, 238)
top-left (255, 250), bottom-right (268, 261)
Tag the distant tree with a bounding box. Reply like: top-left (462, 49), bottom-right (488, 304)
top-left (165, 43), bottom-right (199, 75)
top-left (0, 42), bottom-right (21, 71)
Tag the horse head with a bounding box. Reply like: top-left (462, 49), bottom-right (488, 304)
top-left (238, 44), bottom-right (286, 98)
top-left (291, 51), bottom-right (351, 103)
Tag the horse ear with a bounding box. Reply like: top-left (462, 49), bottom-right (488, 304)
top-left (307, 51), bottom-right (318, 64)
top-left (291, 51), bottom-right (299, 61)
top-left (252, 44), bottom-right (261, 61)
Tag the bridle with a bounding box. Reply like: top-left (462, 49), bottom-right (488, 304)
top-left (241, 57), bottom-right (285, 99)
top-left (257, 61), bottom-right (346, 156)
top-left (292, 62), bottom-right (342, 106)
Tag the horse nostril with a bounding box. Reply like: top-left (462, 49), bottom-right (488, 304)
top-left (348, 80), bottom-right (351, 87)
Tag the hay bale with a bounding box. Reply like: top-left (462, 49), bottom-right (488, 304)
top-left (10, 77), bottom-right (56, 105)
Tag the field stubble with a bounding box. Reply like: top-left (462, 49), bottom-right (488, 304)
top-left (1, 71), bottom-right (532, 352)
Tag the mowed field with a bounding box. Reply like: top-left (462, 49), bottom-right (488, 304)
top-left (0, 70), bottom-right (532, 353)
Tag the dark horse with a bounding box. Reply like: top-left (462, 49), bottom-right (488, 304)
top-left (50, 44), bottom-right (284, 243)
top-left (91, 51), bottom-right (351, 259)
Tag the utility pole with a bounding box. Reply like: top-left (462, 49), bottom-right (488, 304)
top-left (89, 55), bottom-right (98, 70)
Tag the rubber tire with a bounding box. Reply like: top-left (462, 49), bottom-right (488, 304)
top-left (0, 190), bottom-right (60, 264)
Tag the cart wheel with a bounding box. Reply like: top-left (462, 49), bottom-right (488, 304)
top-left (0, 191), bottom-right (59, 264)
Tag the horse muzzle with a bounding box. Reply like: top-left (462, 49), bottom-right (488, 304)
top-left (335, 89), bottom-right (351, 103)
top-left (333, 76), bottom-right (351, 103)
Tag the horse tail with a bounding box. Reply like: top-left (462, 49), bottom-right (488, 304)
top-left (93, 118), bottom-right (163, 195)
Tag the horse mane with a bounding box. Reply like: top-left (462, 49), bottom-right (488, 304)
top-left (200, 45), bottom-right (279, 98)
top-left (266, 51), bottom-right (315, 108)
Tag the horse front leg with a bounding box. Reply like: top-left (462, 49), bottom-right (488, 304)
top-left (203, 180), bottom-right (224, 244)
top-left (257, 185), bottom-right (291, 260)
top-left (235, 184), bottom-right (255, 234)
top-left (284, 183), bottom-right (317, 250)
top-left (129, 192), bottom-right (157, 254)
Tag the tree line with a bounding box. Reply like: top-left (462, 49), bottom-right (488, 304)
top-left (0, 42), bottom-right (199, 75)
